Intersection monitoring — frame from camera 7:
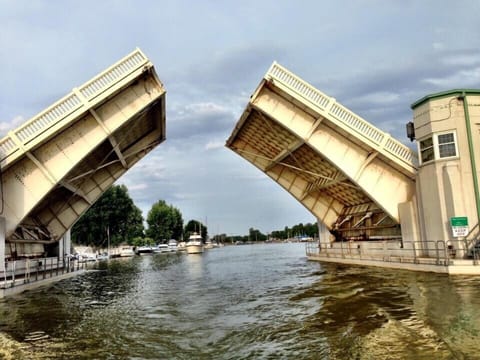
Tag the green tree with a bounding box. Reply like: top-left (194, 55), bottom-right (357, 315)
top-left (146, 200), bottom-right (183, 243)
top-left (248, 228), bottom-right (266, 242)
top-left (184, 220), bottom-right (207, 243)
top-left (72, 185), bottom-right (144, 247)
top-left (126, 206), bottom-right (145, 241)
top-left (292, 223), bottom-right (304, 238)
top-left (268, 221), bottom-right (319, 240)
top-left (304, 223), bottom-right (318, 237)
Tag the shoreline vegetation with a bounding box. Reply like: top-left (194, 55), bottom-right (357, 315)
top-left (72, 185), bottom-right (318, 250)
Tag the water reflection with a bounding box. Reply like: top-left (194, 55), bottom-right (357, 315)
top-left (184, 253), bottom-right (204, 279)
top-left (297, 264), bottom-right (480, 359)
top-left (1, 244), bottom-right (480, 358)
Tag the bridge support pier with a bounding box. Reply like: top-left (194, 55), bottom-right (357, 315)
top-left (59, 229), bottom-right (71, 261)
top-left (317, 221), bottom-right (331, 248)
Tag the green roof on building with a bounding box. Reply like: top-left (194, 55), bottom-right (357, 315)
top-left (411, 89), bottom-right (480, 109)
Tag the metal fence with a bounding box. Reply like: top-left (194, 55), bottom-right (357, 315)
top-left (306, 238), bottom-right (479, 267)
top-left (1, 256), bottom-right (86, 289)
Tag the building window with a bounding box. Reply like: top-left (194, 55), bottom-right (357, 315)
top-left (418, 131), bottom-right (458, 164)
top-left (438, 132), bottom-right (457, 158)
top-left (420, 137), bottom-right (434, 163)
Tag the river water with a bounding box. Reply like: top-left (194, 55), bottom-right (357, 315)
top-left (1, 243), bottom-right (480, 359)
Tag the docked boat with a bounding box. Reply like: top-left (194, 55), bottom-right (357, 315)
top-left (78, 252), bottom-right (96, 262)
top-left (135, 246), bottom-right (153, 255)
top-left (185, 232), bottom-right (204, 254)
top-left (153, 244), bottom-right (169, 253)
top-left (74, 246), bottom-right (96, 262)
top-left (204, 239), bottom-right (214, 249)
top-left (119, 246), bottom-right (135, 257)
top-left (168, 239), bottom-right (178, 252)
top-left (96, 252), bottom-right (110, 261)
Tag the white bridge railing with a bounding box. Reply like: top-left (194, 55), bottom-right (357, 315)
top-left (0, 48), bottom-right (150, 167)
top-left (266, 62), bottom-right (418, 173)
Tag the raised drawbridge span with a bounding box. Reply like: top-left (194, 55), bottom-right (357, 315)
top-left (227, 62), bottom-right (418, 241)
top-left (0, 49), bottom-right (165, 259)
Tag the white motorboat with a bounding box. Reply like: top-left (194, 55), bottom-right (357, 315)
top-left (153, 244), bottom-right (169, 253)
top-left (78, 253), bottom-right (96, 262)
top-left (96, 252), bottom-right (110, 261)
top-left (204, 239), bottom-right (214, 249)
top-left (135, 246), bottom-right (153, 255)
top-left (168, 239), bottom-right (178, 252)
top-left (185, 232), bottom-right (204, 254)
top-left (119, 246), bottom-right (135, 257)
top-left (74, 246), bottom-right (96, 262)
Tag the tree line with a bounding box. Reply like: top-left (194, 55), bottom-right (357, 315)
top-left (210, 223), bottom-right (318, 244)
top-left (71, 184), bottom-right (317, 247)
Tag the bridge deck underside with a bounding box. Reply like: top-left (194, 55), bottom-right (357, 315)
top-left (227, 66), bottom-right (417, 241)
top-left (228, 110), bottom-right (399, 240)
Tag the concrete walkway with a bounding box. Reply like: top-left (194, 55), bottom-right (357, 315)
top-left (307, 253), bottom-right (480, 275)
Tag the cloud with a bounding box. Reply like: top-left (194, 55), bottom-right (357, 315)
top-left (168, 101), bottom-right (236, 139)
top-left (0, 115), bottom-right (25, 137)
top-left (127, 183), bottom-right (148, 191)
top-left (171, 43), bottom-right (286, 101)
top-left (423, 67), bottom-right (480, 88)
top-left (205, 140), bottom-right (224, 151)
top-left (441, 51), bottom-right (480, 67)
top-left (348, 91), bottom-right (401, 107)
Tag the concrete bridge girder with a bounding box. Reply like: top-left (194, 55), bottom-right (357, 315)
top-left (250, 87), bottom-right (416, 223)
top-left (4, 79), bottom-right (163, 240)
top-left (266, 163), bottom-right (345, 227)
top-left (230, 113), bottom-right (375, 229)
top-left (1, 49), bottom-right (166, 248)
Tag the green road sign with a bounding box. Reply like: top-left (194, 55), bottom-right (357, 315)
top-left (450, 217), bottom-right (468, 227)
top-left (451, 216), bottom-right (469, 237)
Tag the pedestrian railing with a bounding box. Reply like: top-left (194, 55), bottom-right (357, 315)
top-left (266, 62), bottom-right (418, 173)
top-left (1, 256), bottom-right (86, 289)
top-left (306, 238), bottom-right (478, 267)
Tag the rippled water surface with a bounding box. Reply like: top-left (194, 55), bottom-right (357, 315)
top-left (2, 243), bottom-right (480, 359)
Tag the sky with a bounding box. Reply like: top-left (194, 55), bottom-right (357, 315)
top-left (1, 0), bottom-right (479, 236)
